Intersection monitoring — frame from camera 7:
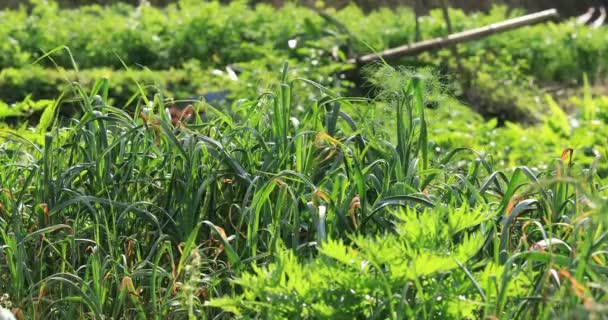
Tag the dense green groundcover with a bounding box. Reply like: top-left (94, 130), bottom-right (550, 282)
top-left (2, 0), bottom-right (606, 78)
top-left (0, 64), bottom-right (607, 319)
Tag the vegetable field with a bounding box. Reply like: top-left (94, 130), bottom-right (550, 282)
top-left (0, 1), bottom-right (607, 319)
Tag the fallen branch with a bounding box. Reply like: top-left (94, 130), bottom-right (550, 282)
top-left (348, 9), bottom-right (559, 64)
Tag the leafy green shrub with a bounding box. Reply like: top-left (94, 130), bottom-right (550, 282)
top-left (0, 1), bottom-right (325, 70)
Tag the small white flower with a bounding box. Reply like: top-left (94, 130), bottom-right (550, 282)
top-left (0, 307), bottom-right (15, 320)
top-left (288, 39), bottom-right (298, 49)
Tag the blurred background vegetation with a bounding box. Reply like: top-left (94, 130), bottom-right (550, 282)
top-left (0, 0), bottom-right (597, 16)
top-left (1, 0), bottom-right (606, 126)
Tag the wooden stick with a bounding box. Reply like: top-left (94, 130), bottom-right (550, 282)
top-left (348, 8), bottom-right (559, 64)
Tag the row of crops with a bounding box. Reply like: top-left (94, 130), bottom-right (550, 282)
top-left (0, 1), bottom-right (608, 319)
